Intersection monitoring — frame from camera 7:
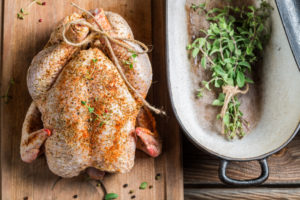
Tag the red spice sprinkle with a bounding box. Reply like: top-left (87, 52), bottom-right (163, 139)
top-left (44, 129), bottom-right (51, 136)
top-left (38, 18), bottom-right (42, 22)
top-left (105, 109), bottom-right (108, 113)
top-left (42, 2), bottom-right (46, 5)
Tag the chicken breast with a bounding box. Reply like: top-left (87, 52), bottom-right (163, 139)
top-left (43, 48), bottom-right (139, 177)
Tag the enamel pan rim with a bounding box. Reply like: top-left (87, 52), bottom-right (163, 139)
top-left (166, 0), bottom-right (300, 161)
top-left (275, 0), bottom-right (300, 71)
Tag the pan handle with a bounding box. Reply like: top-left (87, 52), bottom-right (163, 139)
top-left (219, 158), bottom-right (269, 186)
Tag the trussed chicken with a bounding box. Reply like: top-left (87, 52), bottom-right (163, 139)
top-left (21, 9), bottom-right (161, 179)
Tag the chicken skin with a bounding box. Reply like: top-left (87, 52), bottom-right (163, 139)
top-left (20, 9), bottom-right (161, 178)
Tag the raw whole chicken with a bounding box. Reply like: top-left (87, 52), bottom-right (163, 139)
top-left (20, 9), bottom-right (161, 179)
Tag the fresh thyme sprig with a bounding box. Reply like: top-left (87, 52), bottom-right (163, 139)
top-left (81, 100), bottom-right (111, 127)
top-left (187, 1), bottom-right (273, 139)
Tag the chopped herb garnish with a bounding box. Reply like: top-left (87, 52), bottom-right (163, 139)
top-left (36, 1), bottom-right (43, 5)
top-left (188, 1), bottom-right (273, 139)
top-left (129, 190), bottom-right (134, 194)
top-left (99, 121), bottom-right (104, 127)
top-left (81, 100), bottom-right (97, 117)
top-left (17, 13), bottom-right (24, 20)
top-left (139, 182), bottom-right (148, 190)
top-left (92, 58), bottom-right (98, 63)
top-left (123, 51), bottom-right (138, 69)
top-left (88, 107), bottom-right (94, 113)
top-left (131, 53), bottom-right (137, 59)
top-left (104, 193), bottom-right (118, 200)
top-left (123, 60), bottom-right (131, 65)
top-left (17, 0), bottom-right (46, 20)
top-left (131, 195), bottom-right (136, 199)
top-left (123, 59), bottom-right (133, 69)
top-left (81, 100), bottom-right (111, 127)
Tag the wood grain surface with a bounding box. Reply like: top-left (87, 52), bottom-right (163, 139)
top-left (183, 133), bottom-right (300, 185)
top-left (0, 0), bottom-right (183, 200)
top-left (185, 188), bottom-right (300, 200)
top-left (183, 132), bottom-right (300, 199)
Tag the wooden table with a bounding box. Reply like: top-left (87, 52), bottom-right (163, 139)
top-left (183, 129), bottom-right (300, 199)
top-left (2, 0), bottom-right (300, 199)
top-left (0, 0), bottom-right (183, 199)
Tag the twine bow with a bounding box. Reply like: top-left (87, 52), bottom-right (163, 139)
top-left (62, 3), bottom-right (166, 115)
top-left (220, 84), bottom-right (249, 134)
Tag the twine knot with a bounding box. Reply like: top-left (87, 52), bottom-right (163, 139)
top-left (62, 3), bottom-right (166, 115)
top-left (220, 84), bottom-right (249, 134)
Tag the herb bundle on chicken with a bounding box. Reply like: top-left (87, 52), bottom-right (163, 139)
top-left (187, 1), bottom-right (273, 139)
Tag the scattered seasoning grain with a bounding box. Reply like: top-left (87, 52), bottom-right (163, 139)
top-left (155, 173), bottom-right (161, 180)
top-left (38, 18), bottom-right (42, 22)
top-left (96, 183), bottom-right (101, 187)
top-left (123, 183), bottom-right (128, 188)
top-left (131, 195), bottom-right (136, 199)
top-left (17, 13), bottom-right (24, 20)
top-left (42, 2), bottom-right (46, 5)
top-left (149, 185), bottom-right (153, 189)
top-left (73, 194), bottom-right (78, 199)
top-left (129, 190), bottom-right (134, 194)
top-left (23, 197), bottom-right (28, 200)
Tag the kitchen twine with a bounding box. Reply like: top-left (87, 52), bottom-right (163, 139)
top-left (220, 84), bottom-right (249, 134)
top-left (62, 2), bottom-right (166, 115)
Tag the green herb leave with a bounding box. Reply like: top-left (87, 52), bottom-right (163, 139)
top-left (187, 1), bottom-right (272, 139)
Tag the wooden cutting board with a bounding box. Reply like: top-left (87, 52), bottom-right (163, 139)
top-left (0, 0), bottom-right (183, 199)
